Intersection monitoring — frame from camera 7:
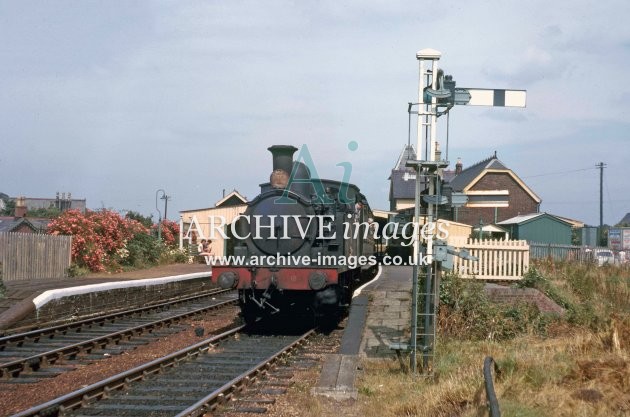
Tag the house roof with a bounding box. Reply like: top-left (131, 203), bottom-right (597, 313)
top-left (215, 190), bottom-right (247, 207)
top-left (389, 145), bottom-right (428, 201)
top-left (618, 212), bottom-right (630, 225)
top-left (448, 154), bottom-right (509, 191)
top-left (390, 149), bottom-right (541, 207)
top-left (472, 224), bottom-right (509, 233)
top-left (554, 215), bottom-right (585, 228)
top-left (180, 190), bottom-right (248, 213)
top-left (0, 217), bottom-right (20, 232)
top-left (390, 170), bottom-right (422, 199)
top-left (447, 153), bottom-right (541, 203)
top-left (442, 169), bottom-right (457, 183)
top-left (393, 145), bottom-right (417, 171)
top-left (497, 212), bottom-right (572, 227)
top-left (0, 217), bottom-right (49, 233)
top-left (28, 218), bottom-right (52, 231)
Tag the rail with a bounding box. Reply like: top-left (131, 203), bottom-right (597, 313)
top-left (11, 326), bottom-right (314, 417)
top-left (1, 292), bottom-right (238, 379)
top-left (10, 326), bottom-right (246, 417)
top-left (483, 356), bottom-right (501, 417)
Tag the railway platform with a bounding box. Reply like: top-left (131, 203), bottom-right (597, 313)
top-left (0, 264), bottom-right (213, 331)
top-left (313, 265), bottom-right (413, 400)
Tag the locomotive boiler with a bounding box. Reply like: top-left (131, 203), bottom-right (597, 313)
top-left (212, 145), bottom-right (377, 325)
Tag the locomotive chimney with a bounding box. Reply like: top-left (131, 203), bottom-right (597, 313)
top-left (268, 145), bottom-right (298, 189)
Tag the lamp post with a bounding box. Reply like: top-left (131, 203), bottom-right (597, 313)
top-left (155, 189), bottom-right (165, 241)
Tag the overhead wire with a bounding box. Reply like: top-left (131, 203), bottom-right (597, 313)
top-left (522, 166), bottom-right (596, 179)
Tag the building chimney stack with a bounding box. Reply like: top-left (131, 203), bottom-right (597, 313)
top-left (15, 196), bottom-right (27, 218)
top-left (455, 158), bottom-right (463, 175)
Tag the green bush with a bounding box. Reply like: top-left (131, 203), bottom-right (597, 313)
top-left (438, 272), bottom-right (552, 341)
top-left (122, 233), bottom-right (162, 268)
top-left (125, 210), bottom-right (154, 228)
top-left (565, 302), bottom-right (602, 330)
top-left (517, 267), bottom-right (570, 309)
top-left (67, 263), bottom-right (89, 277)
top-left (159, 247), bottom-right (190, 265)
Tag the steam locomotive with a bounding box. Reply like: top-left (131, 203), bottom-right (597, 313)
top-left (212, 145), bottom-right (377, 325)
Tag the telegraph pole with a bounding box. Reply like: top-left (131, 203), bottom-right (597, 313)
top-left (597, 162), bottom-right (606, 244)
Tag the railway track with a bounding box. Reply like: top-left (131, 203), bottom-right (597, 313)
top-left (11, 326), bottom-right (314, 417)
top-left (0, 289), bottom-right (238, 382)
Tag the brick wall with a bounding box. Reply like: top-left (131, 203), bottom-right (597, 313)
top-left (32, 277), bottom-right (212, 325)
top-left (13, 223), bottom-right (35, 233)
top-left (484, 283), bottom-right (564, 315)
top-left (362, 289), bottom-right (411, 357)
top-left (456, 172), bottom-right (539, 226)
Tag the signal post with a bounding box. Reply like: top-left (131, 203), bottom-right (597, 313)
top-left (405, 49), bottom-right (526, 374)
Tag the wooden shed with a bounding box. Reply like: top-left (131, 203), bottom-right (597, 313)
top-left (497, 213), bottom-right (573, 245)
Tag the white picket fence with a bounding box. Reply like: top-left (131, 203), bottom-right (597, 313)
top-left (451, 238), bottom-right (529, 280)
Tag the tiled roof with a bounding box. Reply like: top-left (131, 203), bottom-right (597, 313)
top-left (393, 145), bottom-right (417, 170)
top-left (27, 218), bottom-right (52, 231)
top-left (215, 190), bottom-right (247, 207)
top-left (448, 154), bottom-right (509, 191)
top-left (0, 216), bottom-right (50, 232)
top-left (0, 218), bottom-right (18, 232)
top-left (389, 145), bottom-right (427, 200)
top-left (390, 170), bottom-right (424, 199)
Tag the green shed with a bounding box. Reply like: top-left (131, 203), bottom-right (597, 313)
top-left (497, 213), bottom-right (573, 245)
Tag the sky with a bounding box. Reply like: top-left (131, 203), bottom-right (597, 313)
top-left (1, 1), bottom-right (629, 226)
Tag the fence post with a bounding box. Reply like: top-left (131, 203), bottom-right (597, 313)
top-left (484, 356), bottom-right (501, 417)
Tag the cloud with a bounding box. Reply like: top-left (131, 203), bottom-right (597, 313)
top-left (484, 45), bottom-right (568, 86)
top-left (1, 0), bottom-right (629, 221)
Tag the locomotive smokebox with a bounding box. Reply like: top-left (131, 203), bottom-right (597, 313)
top-left (268, 145), bottom-right (298, 189)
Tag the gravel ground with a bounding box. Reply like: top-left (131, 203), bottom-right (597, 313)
top-left (215, 324), bottom-right (364, 417)
top-left (0, 306), bottom-right (241, 417)
top-left (253, 365), bottom-right (364, 417)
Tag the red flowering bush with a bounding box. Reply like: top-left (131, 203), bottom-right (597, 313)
top-left (48, 209), bottom-right (148, 272)
top-left (151, 219), bottom-right (180, 247)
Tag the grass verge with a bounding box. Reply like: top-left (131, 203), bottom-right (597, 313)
top-left (353, 261), bottom-right (630, 416)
